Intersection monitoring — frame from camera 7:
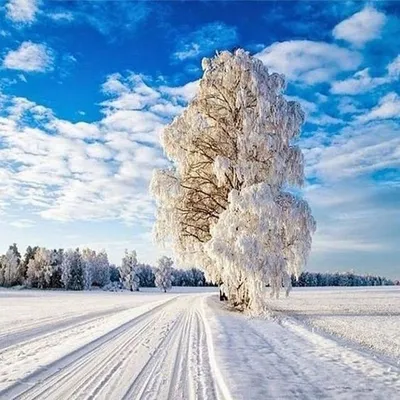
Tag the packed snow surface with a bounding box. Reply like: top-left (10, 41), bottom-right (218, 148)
top-left (0, 286), bottom-right (399, 399)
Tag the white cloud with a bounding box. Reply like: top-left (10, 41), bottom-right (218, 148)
top-left (174, 44), bottom-right (201, 61)
top-left (5, 0), bottom-right (38, 24)
top-left (10, 219), bottom-right (35, 228)
top-left (49, 120), bottom-right (101, 140)
top-left (302, 120), bottom-right (400, 181)
top-left (337, 97), bottom-right (365, 115)
top-left (173, 22), bottom-right (237, 61)
top-left (332, 6), bottom-right (386, 47)
top-left (0, 74), bottom-right (194, 226)
top-left (3, 42), bottom-right (54, 73)
top-left (331, 55), bottom-right (399, 95)
top-left (47, 11), bottom-right (74, 22)
top-left (331, 68), bottom-right (388, 95)
top-left (160, 80), bottom-right (199, 102)
top-left (358, 92), bottom-right (400, 123)
top-left (256, 40), bottom-right (362, 84)
top-left (387, 55), bottom-right (400, 78)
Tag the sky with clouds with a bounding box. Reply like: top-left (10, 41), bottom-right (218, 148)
top-left (0, 0), bottom-right (399, 277)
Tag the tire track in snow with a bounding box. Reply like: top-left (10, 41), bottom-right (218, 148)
top-left (122, 295), bottom-right (222, 400)
top-left (0, 297), bottom-right (179, 400)
top-left (0, 294), bottom-right (228, 400)
top-left (0, 305), bottom-right (145, 351)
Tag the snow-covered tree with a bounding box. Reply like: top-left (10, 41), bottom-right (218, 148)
top-left (61, 249), bottom-right (84, 290)
top-left (155, 256), bottom-right (173, 293)
top-left (81, 248), bottom-right (96, 290)
top-left (2, 248), bottom-right (20, 287)
top-left (120, 250), bottom-right (140, 291)
top-left (137, 263), bottom-right (155, 287)
top-left (21, 245), bottom-right (38, 283)
top-left (49, 249), bottom-right (63, 288)
top-left (151, 49), bottom-right (315, 311)
top-left (26, 248), bottom-right (52, 289)
top-left (95, 249), bottom-right (111, 287)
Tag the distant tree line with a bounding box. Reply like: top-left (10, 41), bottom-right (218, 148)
top-left (1, 244), bottom-right (396, 290)
top-left (291, 271), bottom-right (395, 287)
top-left (0, 243), bottom-right (212, 291)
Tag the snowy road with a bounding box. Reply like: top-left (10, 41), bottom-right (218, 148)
top-left (0, 288), bottom-right (399, 399)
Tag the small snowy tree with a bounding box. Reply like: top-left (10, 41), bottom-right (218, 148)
top-left (155, 256), bottom-right (173, 293)
top-left (120, 250), bottom-right (140, 291)
top-left (151, 49), bottom-right (315, 311)
top-left (26, 247), bottom-right (52, 289)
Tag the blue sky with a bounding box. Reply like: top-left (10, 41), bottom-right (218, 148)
top-left (0, 0), bottom-right (399, 278)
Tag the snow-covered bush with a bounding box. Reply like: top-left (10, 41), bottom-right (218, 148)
top-left (151, 49), bottom-right (315, 312)
top-left (155, 256), bottom-right (173, 293)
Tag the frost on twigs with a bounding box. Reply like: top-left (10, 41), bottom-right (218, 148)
top-left (150, 49), bottom-right (315, 312)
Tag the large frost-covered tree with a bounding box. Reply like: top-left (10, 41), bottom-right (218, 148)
top-left (155, 256), bottom-right (173, 293)
top-left (120, 250), bottom-right (140, 291)
top-left (151, 49), bottom-right (315, 311)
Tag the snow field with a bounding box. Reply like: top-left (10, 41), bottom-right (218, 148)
top-left (1, 287), bottom-right (399, 399)
top-left (264, 286), bottom-right (400, 361)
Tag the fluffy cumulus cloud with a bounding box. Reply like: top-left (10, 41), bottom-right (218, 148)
top-left (5, 0), bottom-right (38, 24)
top-left (173, 22), bottom-right (238, 61)
top-left (0, 73), bottom-right (196, 226)
top-left (3, 41), bottom-right (54, 73)
top-left (332, 6), bottom-right (387, 47)
top-left (256, 40), bottom-right (362, 84)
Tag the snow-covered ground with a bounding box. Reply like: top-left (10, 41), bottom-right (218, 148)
top-left (0, 286), bottom-right (399, 399)
top-left (264, 286), bottom-right (400, 361)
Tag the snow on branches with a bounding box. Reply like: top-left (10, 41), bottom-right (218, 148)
top-left (151, 49), bottom-right (315, 311)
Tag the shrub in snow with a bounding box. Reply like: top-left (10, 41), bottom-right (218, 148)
top-left (151, 49), bottom-right (315, 312)
top-left (120, 250), bottom-right (140, 291)
top-left (155, 256), bottom-right (173, 293)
